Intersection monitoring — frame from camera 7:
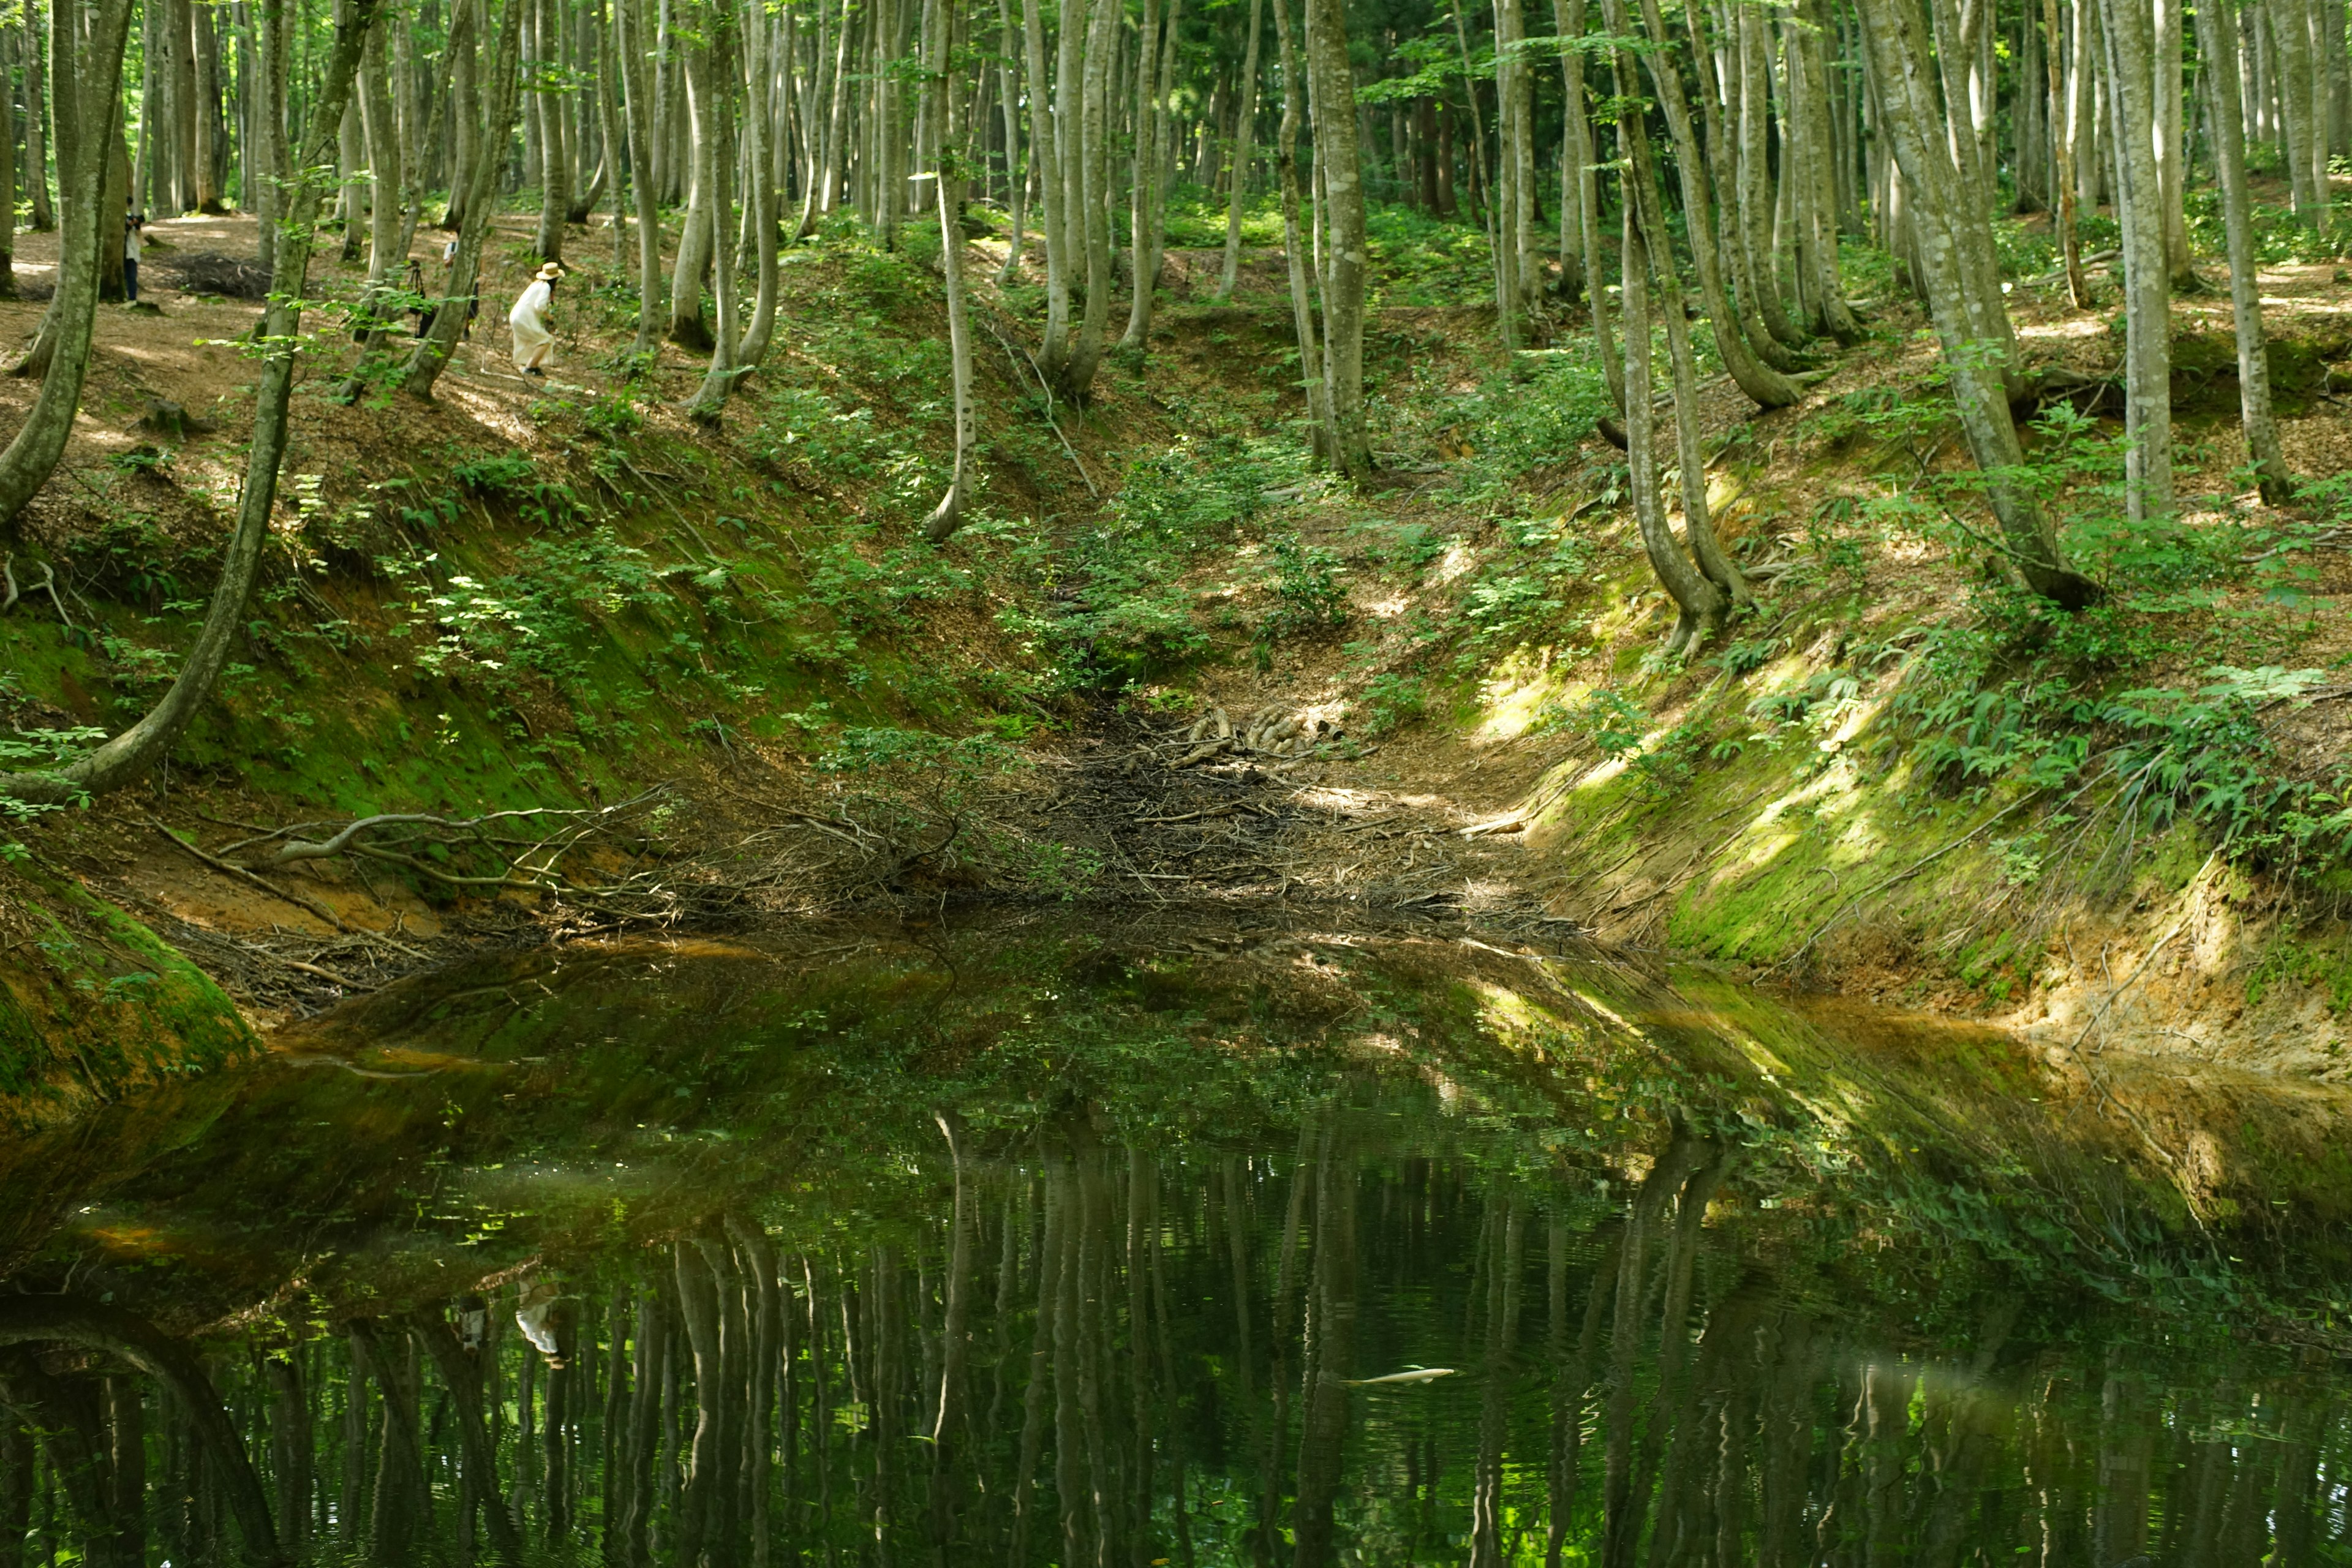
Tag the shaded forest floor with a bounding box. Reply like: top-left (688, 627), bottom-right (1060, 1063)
top-left (6, 189), bottom-right (2352, 1119)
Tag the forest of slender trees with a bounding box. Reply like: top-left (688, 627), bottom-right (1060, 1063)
top-left (0, 1129), bottom-right (2343, 1567)
top-left (0, 0), bottom-right (2348, 802)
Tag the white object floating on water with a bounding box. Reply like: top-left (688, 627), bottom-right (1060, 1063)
top-left (1344, 1366), bottom-right (1457, 1387)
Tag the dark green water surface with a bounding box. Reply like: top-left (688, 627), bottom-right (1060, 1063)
top-left (3, 911), bottom-right (2351, 1566)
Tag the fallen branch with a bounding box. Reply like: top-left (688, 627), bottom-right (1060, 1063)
top-left (151, 820), bottom-right (350, 932)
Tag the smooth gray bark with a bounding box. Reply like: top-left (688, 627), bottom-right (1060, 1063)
top-left (1855, 0), bottom-right (2096, 608)
top-left (1269, 0), bottom-right (1335, 459)
top-left (1216, 0), bottom-right (1264, 300)
top-left (1303, 0), bottom-right (1371, 473)
top-left (2100, 0), bottom-right (2174, 521)
top-left (2200, 0), bottom-right (2296, 501)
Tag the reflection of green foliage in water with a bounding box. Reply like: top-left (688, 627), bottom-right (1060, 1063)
top-left (1, 921), bottom-right (2348, 1566)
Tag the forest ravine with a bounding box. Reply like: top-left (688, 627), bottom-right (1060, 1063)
top-left (5, 0), bottom-right (2352, 1119)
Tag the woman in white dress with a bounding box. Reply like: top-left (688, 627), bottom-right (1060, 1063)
top-left (509, 261), bottom-right (563, 375)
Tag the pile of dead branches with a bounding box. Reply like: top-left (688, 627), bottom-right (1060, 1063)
top-left (156, 252), bottom-right (273, 299)
top-left (1157, 705), bottom-right (1349, 770)
top-left (157, 788), bottom-right (696, 930)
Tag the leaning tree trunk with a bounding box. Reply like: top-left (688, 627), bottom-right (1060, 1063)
top-left (0, 0), bottom-right (384, 807)
top-left (1626, 100), bottom-right (1747, 605)
top-left (2100, 0), bottom-right (2174, 522)
top-left (2200, 0), bottom-right (2295, 501)
top-left (1622, 0), bottom-right (1802, 409)
top-left (0, 0), bottom-right (137, 524)
top-left (403, 0), bottom-right (523, 398)
top-left (1856, 0), bottom-right (2096, 609)
top-left (1610, 45), bottom-right (1727, 651)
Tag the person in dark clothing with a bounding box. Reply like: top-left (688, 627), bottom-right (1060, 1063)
top-left (123, 210), bottom-right (144, 302)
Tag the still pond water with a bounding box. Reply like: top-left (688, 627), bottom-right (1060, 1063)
top-left (3, 913), bottom-right (2351, 1567)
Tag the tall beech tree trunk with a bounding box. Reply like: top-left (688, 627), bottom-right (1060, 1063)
top-left (0, 0), bottom-right (383, 805)
top-left (1269, 0), bottom-right (1334, 459)
top-left (1856, 0), bottom-right (2095, 609)
top-left (1060, 0), bottom-right (1118, 399)
top-left (618, 0), bottom-right (664, 348)
top-left (1216, 0), bottom-right (1263, 299)
top-left (2100, 0), bottom-right (2174, 522)
top-left (686, 0), bottom-right (741, 420)
top-left (1558, 0), bottom-right (1622, 413)
top-left (923, 0), bottom-right (977, 539)
top-left (1549, 0), bottom-right (1585, 300)
top-left (1303, 0), bottom-right (1371, 473)
top-left (2201, 0), bottom-right (2296, 501)
top-left (1026, 0), bottom-right (1071, 375)
top-left (534, 0), bottom-right (571, 257)
top-left (1119, 0), bottom-right (1163, 348)
top-left (2047, 0), bottom-right (2089, 307)
top-left (23, 6), bottom-right (51, 232)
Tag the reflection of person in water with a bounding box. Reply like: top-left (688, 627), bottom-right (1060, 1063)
top-left (516, 1277), bottom-right (574, 1366)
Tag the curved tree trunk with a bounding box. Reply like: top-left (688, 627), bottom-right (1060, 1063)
top-left (1619, 184), bottom-right (1727, 652)
top-left (1621, 0), bottom-right (1800, 410)
top-left (1855, 0), bottom-right (2095, 609)
top-left (924, 0), bottom-right (976, 540)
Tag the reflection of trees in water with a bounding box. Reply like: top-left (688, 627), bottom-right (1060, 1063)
top-left (0, 1137), bottom-right (2346, 1567)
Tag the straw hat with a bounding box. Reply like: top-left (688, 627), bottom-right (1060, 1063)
top-left (535, 260), bottom-right (564, 282)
